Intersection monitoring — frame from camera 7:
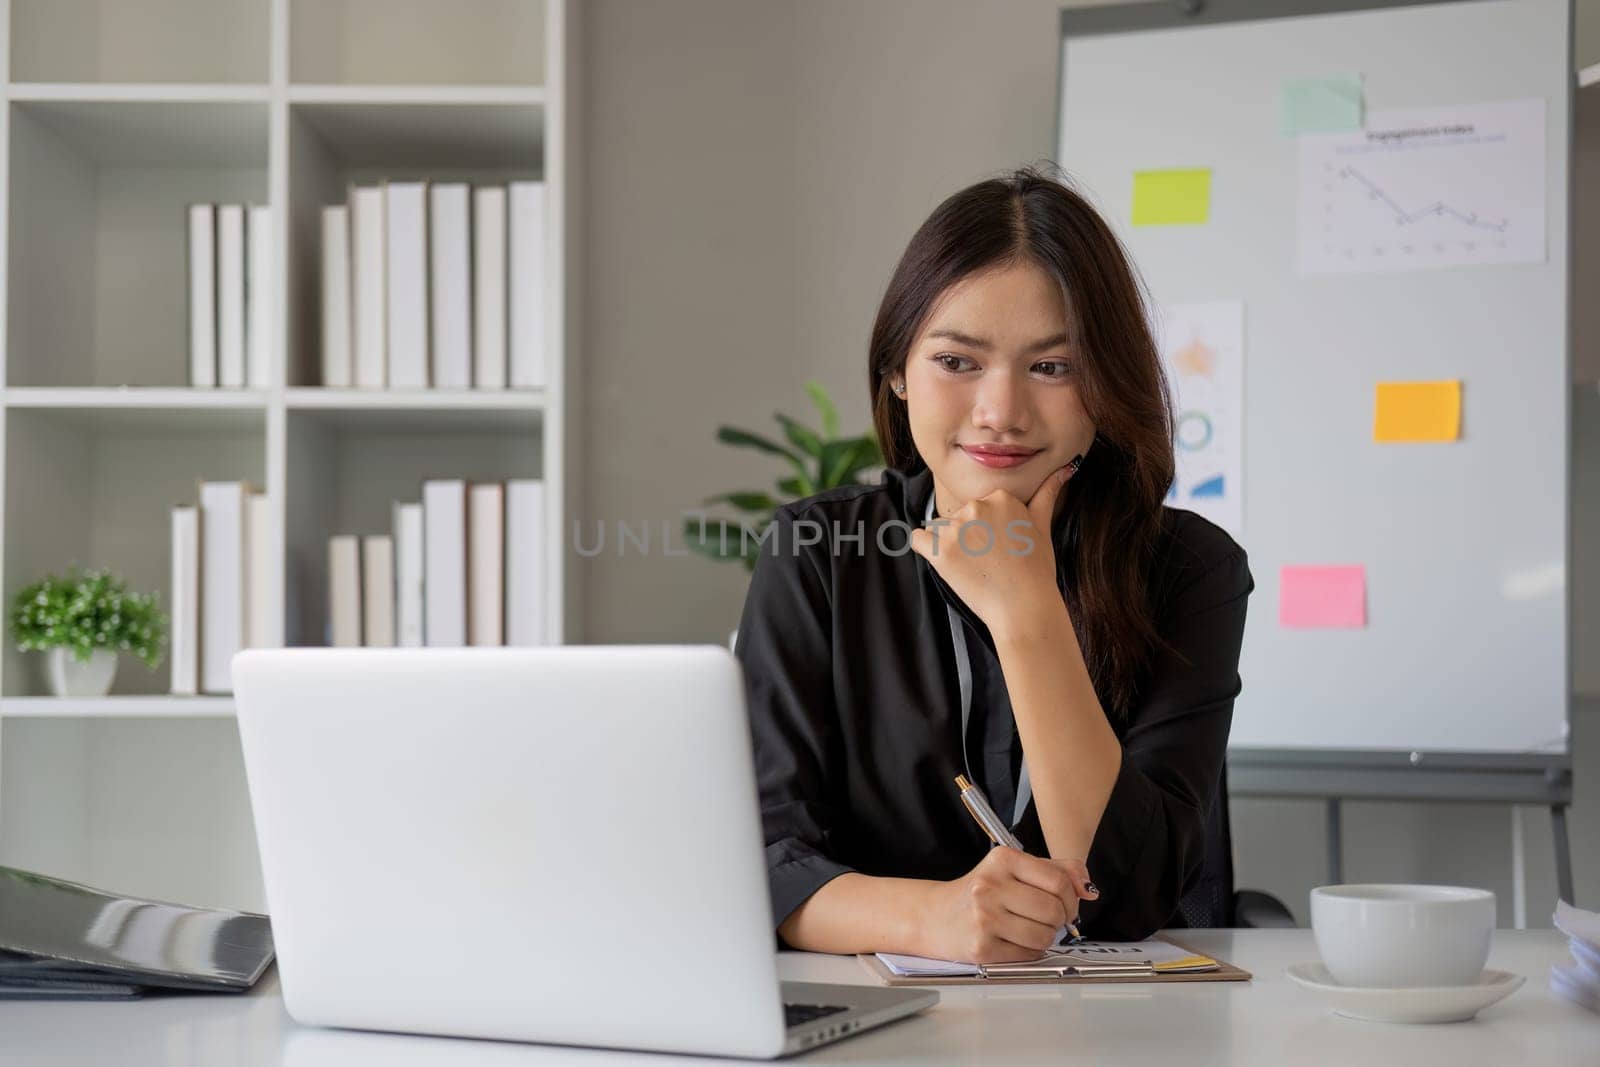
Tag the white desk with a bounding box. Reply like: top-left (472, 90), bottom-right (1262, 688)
top-left (0, 931), bottom-right (1591, 1065)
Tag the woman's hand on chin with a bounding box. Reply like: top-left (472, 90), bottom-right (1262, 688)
top-left (909, 461), bottom-right (1078, 640)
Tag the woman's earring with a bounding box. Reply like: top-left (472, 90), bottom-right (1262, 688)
top-left (892, 382), bottom-right (906, 398)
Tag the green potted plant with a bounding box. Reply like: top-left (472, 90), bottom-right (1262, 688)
top-left (686, 379), bottom-right (883, 570)
top-left (687, 382), bottom-right (882, 652)
top-left (9, 568), bottom-right (167, 698)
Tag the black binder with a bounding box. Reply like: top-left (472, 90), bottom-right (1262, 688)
top-left (0, 865), bottom-right (274, 1000)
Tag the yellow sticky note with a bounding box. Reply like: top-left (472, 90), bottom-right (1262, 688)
top-left (1373, 381), bottom-right (1461, 442)
top-left (1131, 169), bottom-right (1211, 226)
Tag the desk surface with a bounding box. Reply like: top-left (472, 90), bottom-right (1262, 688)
top-left (0, 930), bottom-right (1591, 1065)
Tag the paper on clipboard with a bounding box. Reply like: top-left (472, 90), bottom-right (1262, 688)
top-left (876, 938), bottom-right (1217, 979)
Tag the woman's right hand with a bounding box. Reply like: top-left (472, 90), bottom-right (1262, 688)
top-left (915, 848), bottom-right (1098, 964)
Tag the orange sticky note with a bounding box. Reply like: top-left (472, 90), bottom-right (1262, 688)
top-left (1374, 380), bottom-right (1461, 442)
top-left (1280, 565), bottom-right (1366, 629)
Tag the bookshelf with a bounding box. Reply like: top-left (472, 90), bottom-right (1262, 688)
top-left (0, 0), bottom-right (579, 909)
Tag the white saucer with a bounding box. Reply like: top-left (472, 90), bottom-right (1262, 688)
top-left (1285, 961), bottom-right (1524, 1023)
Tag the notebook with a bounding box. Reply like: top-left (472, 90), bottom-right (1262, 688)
top-left (864, 936), bottom-right (1251, 984)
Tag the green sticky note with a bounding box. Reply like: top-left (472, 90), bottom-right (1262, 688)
top-left (1131, 169), bottom-right (1211, 226)
top-left (1281, 73), bottom-right (1364, 134)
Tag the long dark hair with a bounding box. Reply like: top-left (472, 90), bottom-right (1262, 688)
top-left (868, 164), bottom-right (1175, 718)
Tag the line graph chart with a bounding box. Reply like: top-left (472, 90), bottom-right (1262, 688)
top-left (1297, 99), bottom-right (1545, 275)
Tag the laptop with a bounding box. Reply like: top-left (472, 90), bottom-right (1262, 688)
top-left (232, 645), bottom-right (935, 1058)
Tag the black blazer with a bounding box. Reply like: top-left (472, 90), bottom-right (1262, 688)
top-left (734, 465), bottom-right (1253, 942)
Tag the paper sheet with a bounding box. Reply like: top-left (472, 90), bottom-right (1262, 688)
top-left (1297, 98), bottom-right (1546, 274)
top-left (1373, 380), bottom-right (1461, 442)
top-left (1555, 900), bottom-right (1600, 951)
top-left (1279, 564), bottom-right (1366, 629)
top-left (1156, 300), bottom-right (1245, 536)
top-left (877, 938), bottom-right (1213, 978)
top-left (1132, 169), bottom-right (1211, 226)
top-left (1281, 73), bottom-right (1364, 134)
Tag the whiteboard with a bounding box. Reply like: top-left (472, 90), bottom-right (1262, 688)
top-left (1057, 0), bottom-right (1570, 754)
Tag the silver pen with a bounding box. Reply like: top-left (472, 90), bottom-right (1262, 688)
top-left (955, 775), bottom-right (1083, 943)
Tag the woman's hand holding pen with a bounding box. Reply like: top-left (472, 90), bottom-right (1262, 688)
top-left (915, 848), bottom-right (1099, 964)
top-left (908, 461), bottom-right (1079, 644)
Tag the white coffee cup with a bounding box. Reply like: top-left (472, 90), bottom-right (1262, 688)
top-left (1310, 884), bottom-right (1495, 988)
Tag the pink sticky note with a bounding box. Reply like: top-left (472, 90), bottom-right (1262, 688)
top-left (1279, 565), bottom-right (1366, 628)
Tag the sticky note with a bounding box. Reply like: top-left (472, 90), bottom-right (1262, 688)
top-left (1373, 380), bottom-right (1462, 442)
top-left (1280, 565), bottom-right (1366, 629)
top-left (1132, 169), bottom-right (1211, 226)
top-left (1281, 73), bottom-right (1364, 134)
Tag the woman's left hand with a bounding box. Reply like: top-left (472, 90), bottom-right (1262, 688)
top-left (909, 462), bottom-right (1078, 640)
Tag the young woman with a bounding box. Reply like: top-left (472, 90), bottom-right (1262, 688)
top-left (733, 166), bottom-right (1253, 964)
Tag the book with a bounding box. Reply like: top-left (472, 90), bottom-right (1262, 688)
top-left (362, 534), bottom-right (396, 647)
top-left (246, 205), bottom-right (272, 389)
top-left (473, 186), bottom-right (508, 389)
top-left (169, 506), bottom-right (199, 696)
top-left (506, 479), bottom-right (546, 646)
top-left (509, 181), bottom-right (546, 389)
top-left (422, 480), bottom-right (467, 647)
top-left (187, 204), bottom-right (216, 388)
top-left (246, 491), bottom-right (273, 649)
top-left (385, 181), bottom-right (429, 389)
top-left (393, 502), bottom-right (425, 647)
top-left (199, 482), bottom-right (248, 694)
top-left (321, 205), bottom-right (352, 388)
top-left (430, 183), bottom-right (472, 389)
top-left (216, 204), bottom-right (246, 389)
top-left (468, 483), bottom-right (504, 646)
top-left (328, 536), bottom-right (362, 647)
top-left (350, 185), bottom-right (387, 389)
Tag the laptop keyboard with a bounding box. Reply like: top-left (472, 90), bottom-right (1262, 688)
top-left (784, 1002), bottom-right (848, 1028)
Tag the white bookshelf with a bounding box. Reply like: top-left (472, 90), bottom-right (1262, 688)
top-left (0, 0), bottom-right (580, 910)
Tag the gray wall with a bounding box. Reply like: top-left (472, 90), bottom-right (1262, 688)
top-left (580, 0), bottom-right (1599, 924)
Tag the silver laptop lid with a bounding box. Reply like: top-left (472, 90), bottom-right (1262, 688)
top-left (234, 646), bottom-right (789, 1058)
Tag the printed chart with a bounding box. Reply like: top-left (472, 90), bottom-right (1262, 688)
top-left (1297, 98), bottom-right (1545, 275)
top-left (1156, 300), bottom-right (1244, 537)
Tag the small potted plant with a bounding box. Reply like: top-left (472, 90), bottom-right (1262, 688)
top-left (685, 381), bottom-right (884, 572)
top-left (687, 382), bottom-right (883, 650)
top-left (9, 568), bottom-right (167, 698)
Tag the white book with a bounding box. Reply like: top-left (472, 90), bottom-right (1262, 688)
top-left (506, 479), bottom-right (546, 646)
top-left (468, 483), bottom-right (504, 646)
top-left (217, 204), bottom-right (247, 388)
top-left (473, 186), bottom-right (508, 389)
top-left (422, 480), bottom-right (467, 647)
top-left (392, 502), bottom-right (425, 647)
top-left (385, 181), bottom-right (429, 388)
top-left (246, 491), bottom-right (274, 649)
top-left (328, 536), bottom-right (362, 647)
top-left (246, 205), bottom-right (272, 389)
top-left (430, 183), bottom-right (472, 389)
top-left (200, 482), bottom-right (248, 693)
top-left (508, 181), bottom-right (547, 389)
top-left (170, 505), bottom-right (200, 695)
top-left (362, 535), bottom-right (396, 647)
top-left (321, 205), bottom-right (352, 387)
top-left (187, 204), bottom-right (216, 388)
top-left (350, 185), bottom-right (387, 388)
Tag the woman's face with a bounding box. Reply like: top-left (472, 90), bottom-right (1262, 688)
top-left (892, 259), bottom-right (1097, 517)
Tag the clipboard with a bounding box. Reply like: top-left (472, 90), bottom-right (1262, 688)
top-left (857, 936), bottom-right (1253, 986)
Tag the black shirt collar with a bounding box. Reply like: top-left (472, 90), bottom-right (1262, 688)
top-left (881, 463), bottom-right (1076, 562)
top-left (881, 463), bottom-right (1076, 637)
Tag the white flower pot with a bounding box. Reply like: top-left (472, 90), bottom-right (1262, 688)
top-left (44, 648), bottom-right (117, 698)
